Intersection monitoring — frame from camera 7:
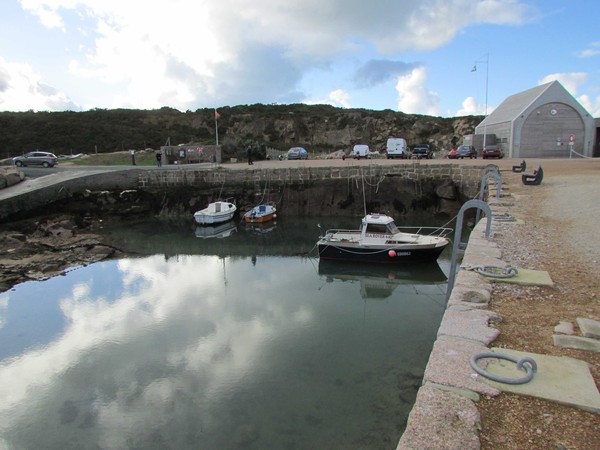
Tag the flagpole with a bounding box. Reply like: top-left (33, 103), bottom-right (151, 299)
top-left (214, 108), bottom-right (219, 146)
top-left (473, 53), bottom-right (489, 151)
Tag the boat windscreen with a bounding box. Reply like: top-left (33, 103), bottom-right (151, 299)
top-left (387, 223), bottom-right (399, 234)
top-left (365, 223), bottom-right (389, 234)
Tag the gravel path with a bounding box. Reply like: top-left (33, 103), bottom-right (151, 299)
top-left (476, 157), bottom-right (600, 449)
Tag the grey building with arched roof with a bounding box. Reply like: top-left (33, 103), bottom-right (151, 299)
top-left (474, 80), bottom-right (595, 158)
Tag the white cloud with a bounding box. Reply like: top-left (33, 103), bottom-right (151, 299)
top-left (19, 0), bottom-right (66, 29)
top-left (0, 56), bottom-right (78, 111)
top-left (9, 0), bottom-right (534, 112)
top-left (539, 72), bottom-right (588, 96)
top-left (576, 41), bottom-right (600, 58)
top-left (456, 96), bottom-right (480, 116)
top-left (577, 94), bottom-right (600, 117)
top-left (305, 89), bottom-right (351, 108)
top-left (396, 67), bottom-right (440, 115)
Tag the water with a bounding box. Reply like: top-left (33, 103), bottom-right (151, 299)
top-left (0, 217), bottom-right (450, 450)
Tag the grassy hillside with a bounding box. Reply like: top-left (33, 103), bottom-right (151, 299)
top-left (0, 105), bottom-right (483, 162)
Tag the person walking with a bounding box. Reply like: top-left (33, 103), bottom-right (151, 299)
top-left (130, 149), bottom-right (136, 165)
top-left (246, 145), bottom-right (253, 165)
top-left (156, 151), bottom-right (162, 167)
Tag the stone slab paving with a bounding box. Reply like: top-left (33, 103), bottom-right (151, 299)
top-left (396, 384), bottom-right (481, 450)
top-left (577, 317), bottom-right (600, 339)
top-left (482, 267), bottom-right (554, 287)
top-left (553, 334), bottom-right (600, 353)
top-left (423, 336), bottom-right (501, 397)
top-left (446, 286), bottom-right (490, 310)
top-left (437, 308), bottom-right (501, 345)
top-left (481, 347), bottom-right (600, 414)
top-left (554, 320), bottom-right (575, 335)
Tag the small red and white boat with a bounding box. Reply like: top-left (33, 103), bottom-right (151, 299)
top-left (243, 202), bottom-right (277, 223)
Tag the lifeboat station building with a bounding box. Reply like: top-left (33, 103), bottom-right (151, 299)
top-left (474, 80), bottom-right (596, 158)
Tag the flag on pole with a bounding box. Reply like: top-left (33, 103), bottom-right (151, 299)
top-left (215, 110), bottom-right (220, 119)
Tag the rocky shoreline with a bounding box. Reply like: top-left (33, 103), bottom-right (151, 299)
top-left (0, 214), bottom-right (121, 292)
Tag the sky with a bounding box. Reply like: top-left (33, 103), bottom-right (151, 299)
top-left (0, 0), bottom-right (599, 118)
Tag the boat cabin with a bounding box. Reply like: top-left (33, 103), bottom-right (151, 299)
top-left (360, 214), bottom-right (400, 239)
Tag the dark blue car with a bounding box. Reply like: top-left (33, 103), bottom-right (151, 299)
top-left (457, 145), bottom-right (477, 159)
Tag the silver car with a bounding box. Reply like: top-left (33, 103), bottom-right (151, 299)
top-left (287, 147), bottom-right (308, 160)
top-left (13, 151), bottom-right (59, 168)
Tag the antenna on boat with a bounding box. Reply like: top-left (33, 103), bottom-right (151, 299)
top-left (361, 170), bottom-right (367, 216)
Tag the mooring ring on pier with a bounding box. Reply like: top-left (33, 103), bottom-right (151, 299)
top-left (462, 265), bottom-right (518, 278)
top-left (470, 352), bottom-right (537, 384)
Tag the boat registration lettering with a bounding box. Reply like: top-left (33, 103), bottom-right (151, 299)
top-left (396, 251), bottom-right (411, 256)
top-left (365, 233), bottom-right (390, 238)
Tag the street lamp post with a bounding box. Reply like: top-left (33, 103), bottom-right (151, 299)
top-left (472, 53), bottom-right (489, 152)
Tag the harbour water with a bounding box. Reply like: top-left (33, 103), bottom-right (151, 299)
top-left (0, 217), bottom-right (451, 449)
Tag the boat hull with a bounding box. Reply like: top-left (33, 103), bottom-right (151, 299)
top-left (317, 241), bottom-right (447, 264)
top-left (243, 211), bottom-right (276, 223)
top-left (194, 211), bottom-right (235, 225)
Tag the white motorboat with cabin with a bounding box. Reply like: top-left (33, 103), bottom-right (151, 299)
top-left (193, 199), bottom-right (237, 225)
top-left (317, 213), bottom-right (451, 264)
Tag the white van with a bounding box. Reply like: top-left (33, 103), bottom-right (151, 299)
top-left (386, 138), bottom-right (408, 159)
top-left (353, 144), bottom-right (370, 159)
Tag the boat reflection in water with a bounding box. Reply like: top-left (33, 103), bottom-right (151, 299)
top-left (318, 260), bottom-right (447, 300)
top-left (194, 221), bottom-right (238, 239)
top-left (242, 221), bottom-right (278, 235)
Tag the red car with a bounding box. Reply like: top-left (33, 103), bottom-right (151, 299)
top-left (447, 148), bottom-right (458, 159)
top-left (483, 144), bottom-right (504, 159)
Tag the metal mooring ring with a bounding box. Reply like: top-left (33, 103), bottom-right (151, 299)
top-left (470, 352), bottom-right (537, 385)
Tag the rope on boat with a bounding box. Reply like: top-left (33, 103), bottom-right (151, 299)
top-left (461, 264), bottom-right (518, 278)
top-left (470, 352), bottom-right (537, 385)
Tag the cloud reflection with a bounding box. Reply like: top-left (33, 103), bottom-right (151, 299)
top-left (0, 255), bottom-right (315, 448)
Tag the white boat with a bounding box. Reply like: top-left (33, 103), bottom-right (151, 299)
top-left (243, 202), bottom-right (277, 223)
top-left (317, 213), bottom-right (452, 264)
top-left (193, 199), bottom-right (237, 225)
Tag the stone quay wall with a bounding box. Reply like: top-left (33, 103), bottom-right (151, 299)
top-left (138, 163), bottom-right (483, 195)
top-left (0, 163), bottom-right (486, 221)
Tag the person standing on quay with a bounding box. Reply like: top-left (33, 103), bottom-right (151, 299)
top-left (156, 151), bottom-right (162, 167)
top-left (130, 149), bottom-right (136, 165)
top-left (246, 145), bottom-right (253, 165)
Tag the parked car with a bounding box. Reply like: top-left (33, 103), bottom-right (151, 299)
top-left (13, 151), bottom-right (58, 168)
top-left (456, 145), bottom-right (477, 159)
top-left (287, 147), bottom-right (308, 160)
top-left (483, 144), bottom-right (504, 159)
top-left (412, 144), bottom-right (432, 159)
top-left (447, 148), bottom-right (459, 159)
top-left (386, 138), bottom-right (409, 159)
top-left (352, 144), bottom-right (371, 159)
